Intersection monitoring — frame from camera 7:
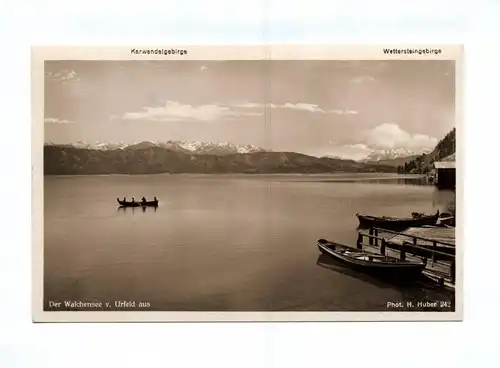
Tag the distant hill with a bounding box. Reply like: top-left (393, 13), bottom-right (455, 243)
top-left (43, 145), bottom-right (397, 175)
top-left (398, 128), bottom-right (456, 174)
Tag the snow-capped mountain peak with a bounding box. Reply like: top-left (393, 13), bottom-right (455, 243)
top-left (49, 140), bottom-right (268, 155)
top-left (363, 148), bottom-right (431, 162)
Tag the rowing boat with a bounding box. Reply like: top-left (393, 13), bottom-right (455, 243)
top-left (356, 211), bottom-right (440, 231)
top-left (317, 238), bottom-right (427, 280)
top-left (116, 198), bottom-right (141, 207)
top-left (117, 198), bottom-right (159, 207)
top-left (140, 200), bottom-right (159, 207)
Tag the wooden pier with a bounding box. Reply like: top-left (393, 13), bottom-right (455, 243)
top-left (356, 227), bottom-right (456, 289)
top-left (387, 227), bottom-right (455, 247)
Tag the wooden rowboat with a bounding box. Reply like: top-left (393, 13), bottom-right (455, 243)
top-left (117, 198), bottom-right (159, 207)
top-left (140, 200), bottom-right (159, 207)
top-left (356, 211), bottom-right (440, 231)
top-left (116, 198), bottom-right (141, 207)
top-left (317, 238), bottom-right (427, 280)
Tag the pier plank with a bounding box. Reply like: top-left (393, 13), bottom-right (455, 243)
top-left (358, 226), bottom-right (456, 288)
top-left (386, 227), bottom-right (455, 247)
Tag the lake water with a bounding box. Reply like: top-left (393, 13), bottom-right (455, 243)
top-left (43, 173), bottom-right (456, 312)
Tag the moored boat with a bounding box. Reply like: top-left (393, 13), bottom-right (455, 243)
top-left (356, 211), bottom-right (440, 231)
top-left (317, 238), bottom-right (427, 280)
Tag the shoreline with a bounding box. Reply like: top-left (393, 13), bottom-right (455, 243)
top-left (43, 173), bottom-right (426, 178)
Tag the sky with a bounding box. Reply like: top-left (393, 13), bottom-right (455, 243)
top-left (44, 60), bottom-right (456, 159)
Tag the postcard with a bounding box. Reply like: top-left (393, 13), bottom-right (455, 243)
top-left (32, 45), bottom-right (463, 322)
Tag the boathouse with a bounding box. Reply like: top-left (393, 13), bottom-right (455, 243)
top-left (434, 153), bottom-right (456, 190)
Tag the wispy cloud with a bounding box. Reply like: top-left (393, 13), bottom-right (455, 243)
top-left (328, 109), bottom-right (358, 115)
top-left (119, 100), bottom-right (358, 123)
top-left (46, 69), bottom-right (81, 84)
top-left (234, 102), bottom-right (358, 115)
top-left (44, 117), bottom-right (74, 124)
top-left (121, 101), bottom-right (263, 122)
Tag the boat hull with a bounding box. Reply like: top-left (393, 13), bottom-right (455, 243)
top-left (117, 198), bottom-right (159, 207)
top-left (118, 202), bottom-right (141, 207)
top-left (356, 213), bottom-right (439, 231)
top-left (141, 200), bottom-right (159, 207)
top-left (117, 199), bottom-right (141, 207)
top-left (317, 240), bottom-right (426, 281)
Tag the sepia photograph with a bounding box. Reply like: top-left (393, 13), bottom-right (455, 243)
top-left (32, 46), bottom-right (462, 322)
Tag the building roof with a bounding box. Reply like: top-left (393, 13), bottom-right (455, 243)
top-left (434, 153), bottom-right (456, 169)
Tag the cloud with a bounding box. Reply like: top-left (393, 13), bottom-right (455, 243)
top-left (234, 102), bottom-right (358, 115)
top-left (350, 75), bottom-right (377, 84)
top-left (44, 117), bottom-right (74, 124)
top-left (322, 124), bottom-right (439, 160)
top-left (200, 65), bottom-right (208, 72)
top-left (121, 101), bottom-right (263, 122)
top-left (324, 143), bottom-right (373, 161)
top-left (46, 69), bottom-right (81, 84)
top-left (363, 123), bottom-right (438, 150)
top-left (280, 102), bottom-right (324, 113)
top-left (328, 109), bottom-right (358, 115)
top-left (119, 100), bottom-right (358, 123)
top-left (235, 102), bottom-right (263, 109)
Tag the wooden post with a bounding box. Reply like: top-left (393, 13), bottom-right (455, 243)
top-left (450, 258), bottom-right (456, 284)
top-left (432, 240), bottom-right (437, 263)
top-left (400, 242), bottom-right (406, 260)
top-left (380, 238), bottom-right (386, 255)
top-left (369, 228), bottom-right (374, 246)
top-left (356, 232), bottom-right (363, 249)
top-left (374, 229), bottom-right (379, 247)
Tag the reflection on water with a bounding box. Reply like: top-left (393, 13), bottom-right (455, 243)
top-left (316, 254), bottom-right (454, 312)
top-left (432, 189), bottom-right (456, 216)
top-left (44, 173), bottom-right (455, 312)
top-left (117, 206), bottom-right (158, 213)
top-left (315, 176), bottom-right (430, 186)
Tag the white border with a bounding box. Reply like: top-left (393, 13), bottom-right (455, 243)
top-left (3, 1), bottom-right (500, 366)
top-left (32, 45), bottom-right (463, 323)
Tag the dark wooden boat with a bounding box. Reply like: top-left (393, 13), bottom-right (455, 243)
top-left (140, 200), bottom-right (159, 207)
top-left (116, 198), bottom-right (141, 207)
top-left (356, 211), bottom-right (440, 231)
top-left (317, 238), bottom-right (427, 280)
top-left (436, 216), bottom-right (455, 227)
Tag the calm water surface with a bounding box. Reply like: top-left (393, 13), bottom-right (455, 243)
top-left (44, 173), bottom-right (455, 311)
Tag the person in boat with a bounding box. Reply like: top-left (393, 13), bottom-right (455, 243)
top-left (123, 197), bottom-right (126, 202)
top-left (141, 197), bottom-right (147, 204)
top-left (131, 197), bottom-right (136, 204)
top-left (154, 196), bottom-right (157, 202)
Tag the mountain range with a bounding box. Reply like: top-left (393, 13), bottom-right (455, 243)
top-left (323, 148), bottom-right (431, 166)
top-left (47, 140), bottom-right (428, 164)
top-left (362, 148), bottom-right (432, 162)
top-left (46, 140), bottom-right (267, 155)
top-left (43, 143), bottom-right (398, 175)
